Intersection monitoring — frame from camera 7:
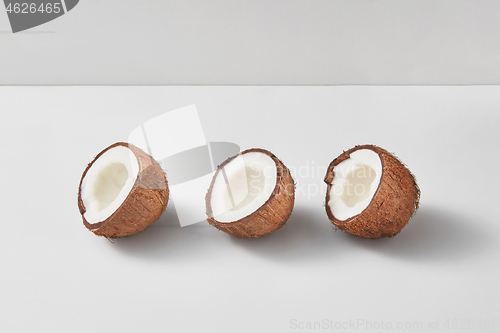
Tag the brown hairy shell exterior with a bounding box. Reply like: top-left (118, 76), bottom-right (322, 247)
top-left (324, 145), bottom-right (420, 239)
top-left (206, 148), bottom-right (295, 238)
top-left (78, 142), bottom-right (169, 238)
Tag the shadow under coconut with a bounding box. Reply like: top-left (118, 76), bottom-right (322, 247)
top-left (110, 201), bottom-right (218, 261)
top-left (110, 202), bottom-right (490, 264)
top-left (340, 205), bottom-right (492, 262)
top-left (228, 204), bottom-right (345, 263)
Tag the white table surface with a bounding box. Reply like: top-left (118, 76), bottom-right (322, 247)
top-left (1, 86), bottom-right (498, 332)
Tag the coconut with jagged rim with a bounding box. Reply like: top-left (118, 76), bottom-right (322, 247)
top-left (324, 145), bottom-right (419, 239)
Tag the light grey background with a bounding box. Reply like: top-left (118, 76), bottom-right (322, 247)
top-left (1, 0), bottom-right (500, 85)
top-left (1, 86), bottom-right (499, 332)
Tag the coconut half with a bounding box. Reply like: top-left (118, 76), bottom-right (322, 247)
top-left (324, 145), bottom-right (420, 238)
top-left (78, 142), bottom-right (169, 238)
top-left (206, 148), bottom-right (295, 238)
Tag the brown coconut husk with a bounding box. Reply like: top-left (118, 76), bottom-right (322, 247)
top-left (324, 144), bottom-right (420, 239)
top-left (78, 142), bottom-right (169, 238)
top-left (206, 148), bottom-right (295, 238)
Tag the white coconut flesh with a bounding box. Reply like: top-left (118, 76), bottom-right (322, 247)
top-left (81, 146), bottom-right (139, 224)
top-left (328, 149), bottom-right (383, 221)
top-left (210, 152), bottom-right (277, 223)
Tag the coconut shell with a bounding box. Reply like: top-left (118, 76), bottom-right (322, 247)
top-left (324, 145), bottom-right (420, 239)
top-left (206, 148), bottom-right (295, 238)
top-left (78, 142), bottom-right (169, 238)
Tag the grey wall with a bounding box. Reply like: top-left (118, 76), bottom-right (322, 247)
top-left (1, 0), bottom-right (500, 85)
